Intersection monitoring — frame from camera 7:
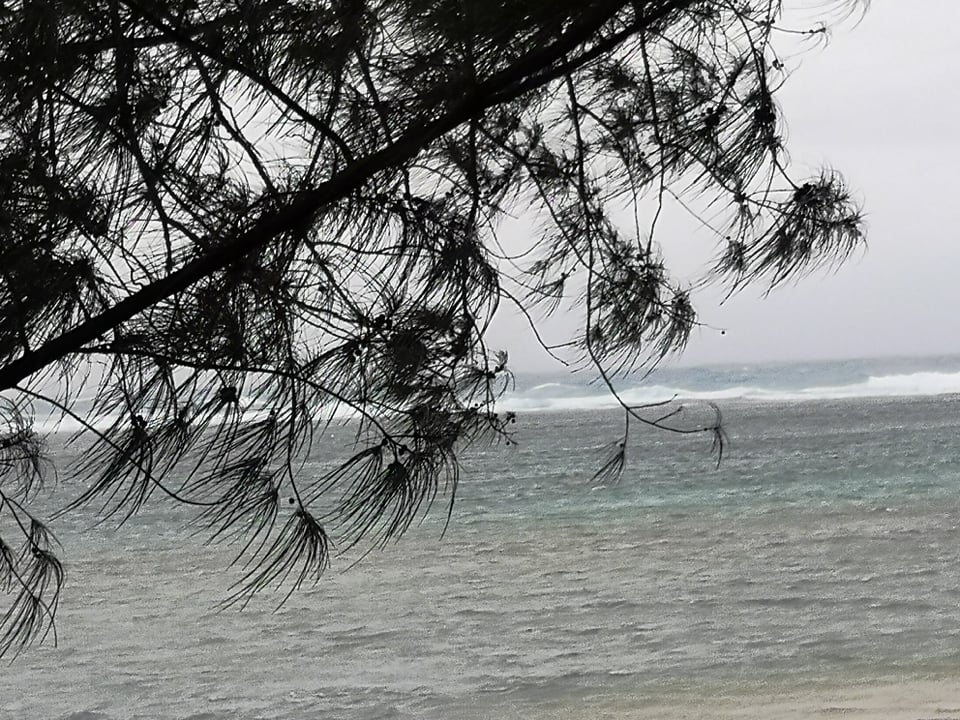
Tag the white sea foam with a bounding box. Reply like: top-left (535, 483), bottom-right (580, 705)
top-left (30, 397), bottom-right (359, 434)
top-left (24, 368), bottom-right (960, 430)
top-left (499, 370), bottom-right (960, 411)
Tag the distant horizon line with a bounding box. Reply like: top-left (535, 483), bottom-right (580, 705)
top-left (508, 350), bottom-right (960, 375)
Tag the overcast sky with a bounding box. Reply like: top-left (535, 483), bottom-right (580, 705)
top-left (490, 1), bottom-right (959, 372)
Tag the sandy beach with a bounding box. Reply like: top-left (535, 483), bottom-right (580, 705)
top-left (529, 678), bottom-right (960, 720)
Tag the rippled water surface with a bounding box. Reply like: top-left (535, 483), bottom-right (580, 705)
top-left (6, 386), bottom-right (960, 718)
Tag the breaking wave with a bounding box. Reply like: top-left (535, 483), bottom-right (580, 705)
top-left (24, 364), bottom-right (960, 431)
top-left (500, 370), bottom-right (960, 412)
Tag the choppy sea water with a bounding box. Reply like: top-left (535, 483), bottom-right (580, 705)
top-left (6, 355), bottom-right (960, 719)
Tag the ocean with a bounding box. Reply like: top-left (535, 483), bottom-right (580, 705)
top-left (5, 355), bottom-right (960, 719)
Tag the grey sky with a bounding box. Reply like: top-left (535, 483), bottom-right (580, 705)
top-left (490, 1), bottom-right (960, 372)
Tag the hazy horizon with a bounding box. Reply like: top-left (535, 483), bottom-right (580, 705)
top-left (507, 348), bottom-right (960, 375)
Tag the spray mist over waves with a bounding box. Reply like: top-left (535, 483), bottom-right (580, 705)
top-left (24, 361), bottom-right (960, 431)
top-left (498, 370), bottom-right (960, 412)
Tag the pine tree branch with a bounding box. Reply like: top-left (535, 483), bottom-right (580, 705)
top-left (0, 0), bottom-right (688, 392)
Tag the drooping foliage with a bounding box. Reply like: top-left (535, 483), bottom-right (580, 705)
top-left (0, 0), bottom-right (866, 656)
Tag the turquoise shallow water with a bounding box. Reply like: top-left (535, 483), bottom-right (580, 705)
top-left (4, 358), bottom-right (960, 718)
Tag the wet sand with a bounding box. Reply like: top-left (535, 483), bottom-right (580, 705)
top-left (645, 679), bottom-right (960, 720)
top-left (532, 677), bottom-right (960, 720)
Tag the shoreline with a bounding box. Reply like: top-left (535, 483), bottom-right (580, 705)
top-left (533, 676), bottom-right (960, 720)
